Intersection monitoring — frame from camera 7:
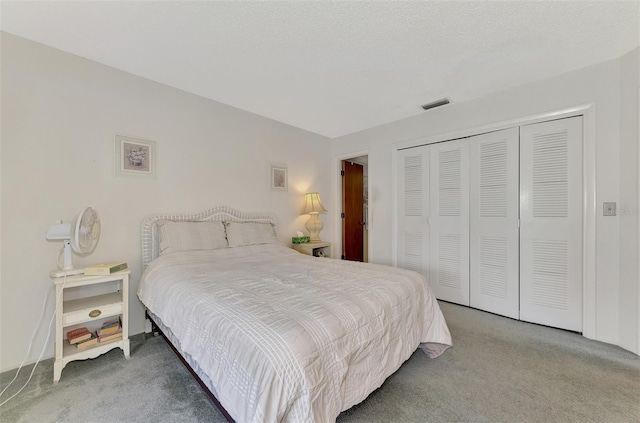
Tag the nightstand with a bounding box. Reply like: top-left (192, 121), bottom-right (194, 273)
top-left (50, 270), bottom-right (130, 383)
top-left (292, 241), bottom-right (331, 257)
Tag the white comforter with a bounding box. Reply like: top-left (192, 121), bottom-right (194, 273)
top-left (138, 244), bottom-right (451, 422)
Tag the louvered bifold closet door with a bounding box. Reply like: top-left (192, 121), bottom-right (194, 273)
top-left (397, 147), bottom-right (429, 280)
top-left (429, 140), bottom-right (470, 305)
top-left (469, 128), bottom-right (520, 319)
top-left (520, 117), bottom-right (583, 332)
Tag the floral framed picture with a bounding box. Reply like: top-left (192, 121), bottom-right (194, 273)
top-left (114, 134), bottom-right (157, 178)
top-left (270, 163), bottom-right (288, 191)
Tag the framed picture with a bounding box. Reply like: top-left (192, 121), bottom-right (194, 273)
top-left (114, 134), bottom-right (157, 178)
top-left (270, 164), bottom-right (288, 191)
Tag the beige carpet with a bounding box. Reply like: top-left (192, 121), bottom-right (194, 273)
top-left (2, 302), bottom-right (639, 422)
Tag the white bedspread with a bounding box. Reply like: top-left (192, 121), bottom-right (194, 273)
top-left (138, 244), bottom-right (451, 422)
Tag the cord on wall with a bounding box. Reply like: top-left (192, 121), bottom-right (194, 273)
top-left (0, 274), bottom-right (67, 407)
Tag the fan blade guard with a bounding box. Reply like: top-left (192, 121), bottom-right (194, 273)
top-left (70, 207), bottom-right (100, 254)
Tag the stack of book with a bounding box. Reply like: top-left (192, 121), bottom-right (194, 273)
top-left (65, 318), bottom-right (123, 350)
top-left (67, 327), bottom-right (98, 350)
top-left (97, 317), bottom-right (123, 343)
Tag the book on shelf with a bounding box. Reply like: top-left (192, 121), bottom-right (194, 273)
top-left (98, 329), bottom-right (123, 343)
top-left (67, 327), bottom-right (92, 344)
top-left (75, 332), bottom-right (98, 350)
top-left (84, 262), bottom-right (128, 276)
top-left (98, 317), bottom-right (121, 336)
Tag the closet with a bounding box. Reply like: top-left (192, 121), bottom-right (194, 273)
top-left (397, 116), bottom-right (583, 332)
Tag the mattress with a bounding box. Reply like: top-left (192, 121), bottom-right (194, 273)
top-left (138, 243), bottom-right (451, 422)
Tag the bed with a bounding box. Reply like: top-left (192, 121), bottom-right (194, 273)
top-left (137, 206), bottom-right (452, 422)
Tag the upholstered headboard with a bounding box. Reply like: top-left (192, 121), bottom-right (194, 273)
top-left (141, 206), bottom-right (278, 267)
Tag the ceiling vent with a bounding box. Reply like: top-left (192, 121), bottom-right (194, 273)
top-left (421, 98), bottom-right (450, 111)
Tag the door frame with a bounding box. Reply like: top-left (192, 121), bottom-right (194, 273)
top-left (391, 103), bottom-right (597, 340)
top-left (333, 151), bottom-right (371, 262)
top-left (637, 86), bottom-right (640, 355)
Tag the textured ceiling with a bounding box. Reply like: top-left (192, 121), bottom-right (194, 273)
top-left (2, 1), bottom-right (639, 138)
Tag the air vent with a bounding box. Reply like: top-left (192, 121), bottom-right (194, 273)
top-left (421, 98), bottom-right (450, 111)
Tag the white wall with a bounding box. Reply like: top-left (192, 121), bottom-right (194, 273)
top-left (0, 32), bottom-right (333, 372)
top-left (332, 48), bottom-right (640, 353)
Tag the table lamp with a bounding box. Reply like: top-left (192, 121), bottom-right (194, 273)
top-left (301, 192), bottom-right (328, 242)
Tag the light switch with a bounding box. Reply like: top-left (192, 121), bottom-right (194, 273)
top-left (603, 202), bottom-right (616, 216)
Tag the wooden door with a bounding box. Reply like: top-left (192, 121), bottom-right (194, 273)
top-left (342, 161), bottom-right (364, 261)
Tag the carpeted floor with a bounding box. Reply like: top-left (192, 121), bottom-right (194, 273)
top-left (1, 302), bottom-right (639, 422)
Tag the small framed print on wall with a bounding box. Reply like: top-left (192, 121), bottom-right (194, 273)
top-left (114, 134), bottom-right (157, 178)
top-left (270, 164), bottom-right (288, 192)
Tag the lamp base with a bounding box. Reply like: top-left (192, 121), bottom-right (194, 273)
top-left (305, 213), bottom-right (324, 242)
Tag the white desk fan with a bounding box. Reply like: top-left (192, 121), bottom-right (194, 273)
top-left (46, 207), bottom-right (101, 278)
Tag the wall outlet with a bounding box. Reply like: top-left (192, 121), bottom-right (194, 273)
top-left (603, 202), bottom-right (616, 216)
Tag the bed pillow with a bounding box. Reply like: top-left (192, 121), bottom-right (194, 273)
top-left (158, 221), bottom-right (228, 255)
top-left (225, 222), bottom-right (279, 247)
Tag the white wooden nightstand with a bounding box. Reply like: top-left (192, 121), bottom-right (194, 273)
top-left (292, 242), bottom-right (331, 257)
top-left (50, 270), bottom-right (130, 383)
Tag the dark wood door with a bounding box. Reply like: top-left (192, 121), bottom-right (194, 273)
top-left (342, 161), bottom-right (364, 261)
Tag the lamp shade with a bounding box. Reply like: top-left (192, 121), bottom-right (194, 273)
top-left (301, 192), bottom-right (327, 215)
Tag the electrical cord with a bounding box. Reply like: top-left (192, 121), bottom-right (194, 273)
top-left (57, 246), bottom-right (64, 270)
top-left (0, 273), bottom-right (67, 407)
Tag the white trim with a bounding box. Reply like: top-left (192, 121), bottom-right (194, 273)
top-left (637, 85), bottom-right (640, 354)
top-left (391, 103), bottom-right (596, 339)
top-left (581, 104), bottom-right (597, 340)
top-left (393, 104), bottom-right (590, 151)
top-left (391, 148), bottom-right (398, 267)
top-left (333, 150), bottom-right (371, 262)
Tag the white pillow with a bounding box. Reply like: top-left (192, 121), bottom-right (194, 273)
top-left (158, 221), bottom-right (228, 255)
top-left (225, 222), bottom-right (278, 247)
